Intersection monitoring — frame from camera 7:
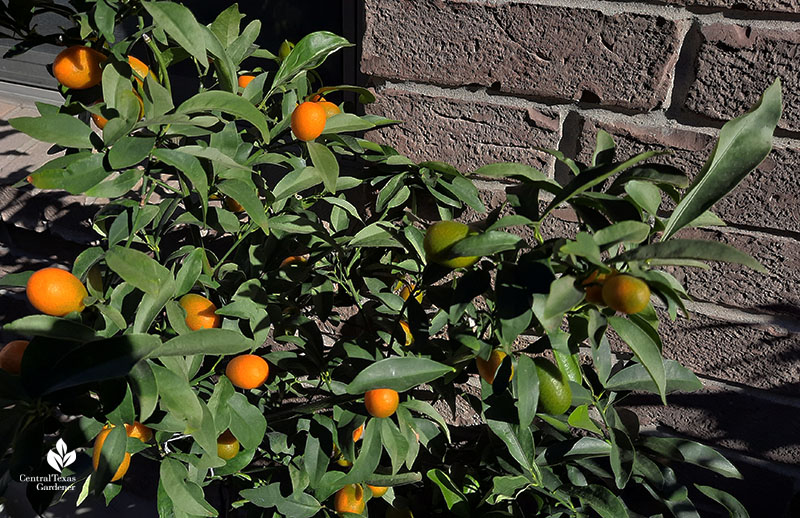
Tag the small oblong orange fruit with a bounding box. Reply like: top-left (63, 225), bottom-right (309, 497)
top-left (333, 484), bottom-right (366, 515)
top-left (398, 281), bottom-right (423, 303)
top-left (352, 423), bottom-right (365, 442)
top-left (178, 293), bottom-right (221, 330)
top-left (476, 350), bottom-right (514, 385)
top-left (238, 75), bottom-right (255, 89)
top-left (318, 100), bottom-right (341, 118)
top-left (399, 321), bottom-right (413, 346)
top-left (226, 354), bottom-right (269, 389)
top-left (0, 340), bottom-right (30, 375)
top-left (125, 421), bottom-right (153, 443)
top-left (127, 55), bottom-right (150, 86)
top-left (280, 254), bottom-right (309, 268)
top-left (290, 101), bottom-right (327, 142)
top-left (365, 388), bottom-right (399, 418)
top-left (93, 426), bottom-right (131, 482)
top-left (368, 484), bottom-right (388, 497)
top-left (225, 197), bottom-right (244, 212)
top-left (26, 268), bottom-right (88, 316)
top-left (601, 274), bottom-right (651, 315)
top-left (53, 45), bottom-right (106, 89)
top-left (217, 430), bottom-right (240, 460)
top-left (582, 269), bottom-right (610, 305)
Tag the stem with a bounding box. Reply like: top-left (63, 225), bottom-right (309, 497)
top-left (211, 221), bottom-right (257, 277)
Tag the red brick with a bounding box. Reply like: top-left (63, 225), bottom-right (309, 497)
top-left (685, 23), bottom-right (800, 132)
top-left (366, 87), bottom-right (560, 173)
top-left (671, 227), bottom-right (800, 311)
top-left (577, 117), bottom-right (800, 232)
top-left (362, 0), bottom-right (685, 111)
top-left (662, 0), bottom-right (800, 13)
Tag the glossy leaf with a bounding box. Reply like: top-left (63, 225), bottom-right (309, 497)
top-left (346, 357), bottom-right (454, 394)
top-left (614, 239), bottom-right (765, 273)
top-left (9, 114), bottom-right (92, 149)
top-left (608, 316), bottom-right (666, 404)
top-left (149, 329), bottom-right (253, 357)
top-left (663, 79), bottom-right (781, 240)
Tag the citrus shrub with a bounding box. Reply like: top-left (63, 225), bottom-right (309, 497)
top-left (0, 1), bottom-right (784, 517)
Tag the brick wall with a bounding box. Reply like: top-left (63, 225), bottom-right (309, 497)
top-left (360, 0), bottom-right (800, 513)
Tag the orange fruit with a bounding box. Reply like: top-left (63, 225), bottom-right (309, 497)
top-left (225, 197), bottom-right (244, 212)
top-left (476, 350), bottom-right (514, 385)
top-left (279, 254), bottom-right (309, 268)
top-left (217, 430), bottom-right (240, 460)
top-left (127, 55), bottom-right (150, 86)
top-left (397, 281), bottom-right (423, 303)
top-left (26, 267), bottom-right (88, 316)
top-left (368, 485), bottom-right (388, 498)
top-left (238, 75), bottom-right (255, 89)
top-left (178, 293), bottom-right (221, 330)
top-left (399, 320), bottom-right (413, 346)
top-left (333, 484), bottom-right (366, 515)
top-left (582, 270), bottom-right (610, 305)
top-left (52, 45), bottom-right (106, 89)
top-left (290, 101), bottom-right (326, 142)
top-left (352, 423), bottom-right (364, 442)
top-left (226, 354), bottom-right (269, 389)
top-left (318, 101), bottom-right (341, 118)
top-left (423, 221), bottom-right (479, 269)
top-left (365, 388), bottom-right (399, 418)
top-left (601, 274), bottom-right (651, 315)
top-left (91, 93), bottom-right (144, 129)
top-left (533, 357), bottom-right (572, 415)
top-left (0, 340), bottom-right (30, 375)
top-left (124, 421), bottom-right (153, 443)
top-left (92, 426), bottom-right (131, 482)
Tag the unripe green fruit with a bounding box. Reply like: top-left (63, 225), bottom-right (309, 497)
top-left (423, 221), bottom-right (479, 269)
top-left (534, 357), bottom-right (572, 415)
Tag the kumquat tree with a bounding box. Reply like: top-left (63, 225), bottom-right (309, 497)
top-left (0, 0), bottom-right (784, 516)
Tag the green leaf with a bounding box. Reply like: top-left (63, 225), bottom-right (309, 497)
top-left (403, 400), bottom-right (451, 443)
top-left (346, 357), bottom-right (454, 394)
top-left (608, 316), bottom-right (666, 404)
top-left (209, 4), bottom-right (243, 47)
top-left (609, 428), bottom-right (635, 489)
top-left (542, 150), bottom-right (662, 220)
top-left (380, 419), bottom-right (409, 475)
top-left (9, 114), bottom-right (93, 149)
top-left (175, 248), bottom-right (204, 297)
top-left (427, 469), bottom-right (467, 511)
top-left (350, 222), bottom-right (403, 248)
top-left (85, 169), bottom-right (144, 198)
top-left (108, 136), bottom-right (155, 169)
top-left (607, 164), bottom-right (689, 192)
top-left (143, 2), bottom-right (208, 65)
top-left (150, 329), bottom-right (252, 357)
top-left (695, 485), bottom-right (749, 518)
top-left (625, 180), bottom-right (662, 214)
top-left (613, 239), bottom-right (766, 273)
top-left (606, 359), bottom-right (702, 393)
top-left (306, 141), bottom-right (339, 193)
top-left (487, 420), bottom-right (534, 474)
top-left (150, 363), bottom-right (203, 429)
top-left (37, 334), bottom-right (161, 394)
top-left (448, 231), bottom-right (524, 257)
top-left (567, 405), bottom-right (601, 435)
top-left (217, 179), bottom-right (269, 234)
top-left (270, 31), bottom-right (352, 95)
top-left (472, 162), bottom-right (552, 184)
top-left (572, 485), bottom-right (629, 518)
top-left (641, 436), bottom-right (742, 479)
top-left (129, 360), bottom-right (159, 422)
top-left (2, 315), bottom-right (97, 342)
top-left (592, 130), bottom-right (615, 167)
top-left (160, 457), bottom-right (218, 516)
top-left (227, 392), bottom-right (267, 450)
top-left (0, 270), bottom-right (33, 287)
top-left (593, 221), bottom-right (650, 247)
top-left (515, 355), bottom-right (539, 429)
top-left (90, 425), bottom-right (128, 492)
top-left (152, 148), bottom-right (209, 214)
top-left (106, 246), bottom-right (173, 296)
top-left (560, 232), bottom-right (603, 265)
top-left (340, 418), bottom-right (381, 488)
top-left (322, 113), bottom-right (377, 133)
top-left (663, 79), bottom-right (781, 240)
top-left (536, 275), bottom-right (584, 331)
top-left (177, 91), bottom-right (269, 142)
top-left (30, 153), bottom-right (109, 194)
